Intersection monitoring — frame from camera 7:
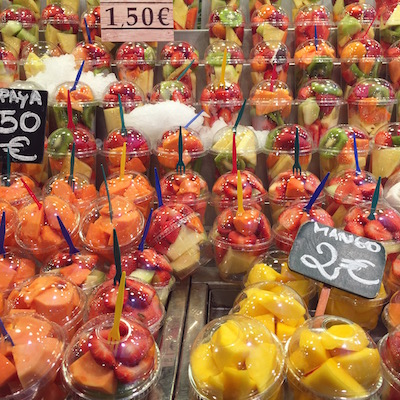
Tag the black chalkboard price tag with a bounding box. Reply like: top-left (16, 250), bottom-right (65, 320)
top-left (289, 221), bottom-right (386, 299)
top-left (0, 89), bottom-right (47, 164)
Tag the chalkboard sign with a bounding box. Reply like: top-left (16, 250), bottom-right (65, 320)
top-left (289, 221), bottom-right (386, 299)
top-left (0, 89), bottom-right (47, 164)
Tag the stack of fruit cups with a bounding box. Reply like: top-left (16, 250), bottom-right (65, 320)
top-left (319, 125), bottom-right (370, 177)
top-left (249, 79), bottom-right (293, 131)
top-left (149, 80), bottom-right (193, 105)
top-left (382, 290), bottom-right (400, 331)
top-left (380, 3), bottom-right (400, 54)
top-left (0, 172), bottom-right (38, 209)
top-left (173, 0), bottom-right (199, 29)
top-left (189, 315), bottom-right (286, 399)
top-left (287, 316), bottom-right (383, 398)
top-left (0, 200), bottom-right (19, 246)
top-left (72, 40), bottom-right (112, 75)
top-left (387, 40), bottom-right (400, 90)
top-left (0, 42), bottom-right (18, 87)
top-left (385, 171), bottom-right (400, 212)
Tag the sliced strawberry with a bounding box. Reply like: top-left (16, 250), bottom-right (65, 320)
top-left (163, 225), bottom-right (180, 244)
top-left (152, 270), bottom-right (171, 286)
top-left (153, 238), bottom-right (170, 255)
top-left (359, 183), bottom-right (376, 201)
top-left (386, 331), bottom-right (400, 371)
top-left (309, 208), bottom-right (334, 226)
top-left (228, 231), bottom-right (257, 245)
top-left (345, 221), bottom-right (365, 237)
top-left (380, 209), bottom-right (400, 233)
top-left (285, 177), bottom-right (306, 198)
top-left (114, 352), bottom-right (155, 383)
top-left (104, 286), bottom-right (129, 312)
top-left (126, 279), bottom-right (156, 309)
top-left (375, 130), bottom-right (393, 146)
top-left (364, 220), bottom-right (393, 241)
top-left (114, 334), bottom-right (153, 366)
top-left (391, 258), bottom-right (400, 279)
top-left (88, 335), bottom-right (116, 368)
top-left (335, 181), bottom-right (363, 204)
top-left (344, 206), bottom-right (366, 224)
top-left (304, 174), bottom-right (320, 193)
top-left (256, 214), bottom-right (272, 240)
top-left (74, 254), bottom-right (98, 270)
top-left (108, 255), bottom-right (138, 279)
top-left (278, 206), bottom-right (303, 232)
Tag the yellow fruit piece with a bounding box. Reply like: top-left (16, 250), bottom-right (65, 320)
top-left (222, 367), bottom-right (257, 400)
top-left (237, 297), bottom-right (269, 317)
top-left (287, 280), bottom-right (311, 299)
top-left (332, 348), bottom-right (381, 388)
top-left (254, 314), bottom-right (275, 333)
top-left (246, 343), bottom-right (277, 393)
top-left (276, 322), bottom-right (297, 342)
top-left (207, 372), bottom-right (224, 398)
top-left (247, 264), bottom-right (282, 285)
top-left (190, 343), bottom-right (220, 385)
top-left (320, 324), bottom-right (369, 351)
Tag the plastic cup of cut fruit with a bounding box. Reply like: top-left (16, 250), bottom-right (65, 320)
top-left (47, 0), bottom-right (79, 14)
top-left (387, 40), bottom-right (400, 90)
top-left (210, 206), bottom-right (272, 282)
top-left (380, 3), bottom-right (400, 54)
top-left (154, 126), bottom-right (206, 177)
top-left (268, 170), bottom-right (323, 224)
top-left (250, 40), bottom-right (290, 86)
top-left (0, 312), bottom-right (65, 400)
top-left (370, 123), bottom-right (400, 185)
top-left (287, 315), bottom-right (383, 399)
top-left (211, 169), bottom-right (267, 214)
top-left (204, 40), bottom-right (244, 86)
top-left (79, 195), bottom-right (144, 262)
top-left (102, 81), bottom-right (146, 134)
top-left (385, 171), bottom-right (400, 212)
top-left (72, 41), bottom-right (112, 75)
top-left (0, 173), bottom-right (38, 209)
top-left (382, 290), bottom-right (400, 332)
top-left (159, 171), bottom-right (209, 223)
top-left (0, 42), bottom-right (18, 87)
top-left (149, 80), bottom-right (193, 105)
top-left (319, 125), bottom-right (370, 178)
top-left (264, 124), bottom-right (314, 184)
top-left (0, 200), bottom-right (18, 247)
top-left (99, 172), bottom-right (155, 220)
top-left (173, 0), bottom-right (199, 29)
top-left (189, 314), bottom-right (285, 400)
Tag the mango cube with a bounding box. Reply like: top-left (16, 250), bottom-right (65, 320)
top-left (190, 343), bottom-right (220, 385)
top-left (222, 367), bottom-right (257, 400)
top-left (320, 324), bottom-right (369, 351)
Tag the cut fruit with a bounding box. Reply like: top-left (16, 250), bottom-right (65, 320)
top-left (166, 226), bottom-right (204, 260)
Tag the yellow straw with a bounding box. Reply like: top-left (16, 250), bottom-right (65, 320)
top-left (109, 271), bottom-right (126, 343)
top-left (236, 170), bottom-right (244, 216)
top-left (120, 142), bottom-right (126, 179)
top-left (219, 48), bottom-right (228, 88)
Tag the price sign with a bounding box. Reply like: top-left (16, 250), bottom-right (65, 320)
top-left (0, 89), bottom-right (47, 164)
top-left (289, 221), bottom-right (386, 299)
top-left (100, 0), bottom-right (173, 42)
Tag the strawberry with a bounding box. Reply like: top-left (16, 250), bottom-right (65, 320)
top-left (278, 207), bottom-right (303, 232)
top-left (126, 279), bottom-right (156, 309)
top-left (304, 174), bottom-right (320, 193)
top-left (114, 335), bottom-right (153, 367)
top-left (228, 231), bottom-right (257, 245)
top-left (256, 214), bottom-right (272, 239)
top-left (108, 255), bottom-right (138, 279)
top-left (359, 183), bottom-right (377, 201)
top-left (152, 270), bottom-right (171, 286)
top-left (285, 177), bottom-right (306, 198)
top-left (88, 335), bottom-right (116, 368)
top-left (375, 130), bottom-right (393, 146)
top-left (309, 208), bottom-right (334, 226)
top-left (386, 331), bottom-right (400, 371)
top-left (104, 286), bottom-right (129, 312)
top-left (335, 181), bottom-right (363, 204)
top-left (345, 221), bottom-right (365, 237)
top-left (345, 207), bottom-right (368, 224)
top-left (364, 220), bottom-right (393, 241)
top-left (380, 209), bottom-right (400, 233)
top-left (114, 353), bottom-right (155, 383)
top-left (163, 225), bottom-right (180, 244)
top-left (391, 258), bottom-right (400, 279)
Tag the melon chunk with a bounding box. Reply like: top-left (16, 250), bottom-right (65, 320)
top-left (0, 352), bottom-right (16, 387)
top-left (59, 265), bottom-right (91, 286)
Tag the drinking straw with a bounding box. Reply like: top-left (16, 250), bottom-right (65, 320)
top-left (353, 134), bottom-right (361, 175)
top-left (68, 142), bottom-right (75, 190)
top-left (101, 164), bottom-right (113, 222)
top-left (367, 177), bottom-right (382, 220)
top-left (233, 99), bottom-right (247, 134)
top-left (314, 25), bottom-right (318, 50)
top-left (113, 228), bottom-right (122, 285)
top-left (154, 167), bottom-right (163, 207)
top-left (108, 270), bottom-right (126, 342)
top-left (21, 178), bottom-right (41, 210)
top-left (120, 143), bottom-right (126, 179)
top-left (118, 94), bottom-right (127, 137)
top-left (303, 173), bottom-right (330, 213)
top-left (177, 59), bottom-right (195, 82)
top-left (84, 18), bottom-right (92, 44)
top-left (219, 48), bottom-right (228, 88)
top-left (184, 110), bottom-right (204, 128)
top-left (67, 90), bottom-right (75, 131)
top-left (71, 61), bottom-right (85, 92)
top-left (232, 131), bottom-right (237, 174)
top-left (236, 170), bottom-right (244, 216)
top-left (57, 215), bottom-right (79, 255)
top-left (0, 211), bottom-right (5, 257)
top-left (364, 13), bottom-right (377, 38)
top-left (138, 209), bottom-right (153, 251)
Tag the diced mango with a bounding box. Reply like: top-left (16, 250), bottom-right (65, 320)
top-left (221, 367), bottom-right (257, 400)
top-left (247, 264), bottom-right (282, 284)
top-left (320, 324), bottom-right (369, 351)
top-left (207, 372), bottom-right (224, 398)
top-left (276, 322), bottom-right (297, 342)
top-left (190, 342), bottom-right (220, 385)
top-left (254, 314), bottom-right (275, 333)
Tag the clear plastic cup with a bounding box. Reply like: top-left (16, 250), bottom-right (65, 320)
top-left (273, 202), bottom-right (334, 252)
top-left (292, 0), bottom-right (321, 19)
top-left (11, 0), bottom-right (40, 18)
top-left (210, 0), bottom-right (240, 11)
top-left (250, 41), bottom-right (290, 85)
top-left (103, 81), bottom-right (145, 134)
top-left (249, 79), bottom-right (292, 131)
top-left (87, 277), bottom-right (165, 336)
top-left (102, 127), bottom-right (151, 177)
top-left (319, 125), bottom-right (370, 178)
top-left (79, 195), bottom-right (144, 262)
top-left (324, 169), bottom-right (382, 226)
top-left (72, 41), bottom-right (112, 75)
top-left (46, 0), bottom-right (79, 14)
top-left (287, 315), bottom-right (383, 399)
top-left (208, 6), bottom-right (245, 46)
top-left (0, 172), bottom-right (38, 209)
top-left (370, 123), bottom-right (400, 185)
top-left (0, 200), bottom-right (19, 247)
top-left (160, 171), bottom-right (209, 223)
top-left (211, 125), bottom-right (259, 176)
top-left (204, 40), bottom-right (244, 86)
top-left (385, 171), bottom-right (400, 212)
top-left (231, 281), bottom-right (309, 343)
top-left (173, 0), bottom-right (199, 29)
top-left (200, 81), bottom-right (244, 127)
top-left (251, 4), bottom-right (289, 46)
top-left (0, 312), bottom-right (65, 400)
top-left (149, 80), bottom-right (193, 105)
top-left (250, 0), bottom-right (282, 16)
top-left (160, 41), bottom-right (199, 93)
top-left (7, 274), bottom-right (86, 339)
top-left (99, 172), bottom-right (155, 219)
top-left (244, 250), bottom-right (317, 305)
top-left (15, 195), bottom-right (80, 262)
top-left (210, 205), bottom-right (272, 282)
top-left (380, 3), bottom-right (400, 54)
top-left (115, 42), bottom-right (156, 97)
top-left (268, 170), bottom-right (323, 224)
top-left (264, 124), bottom-right (314, 184)
top-left (0, 42), bottom-right (18, 87)
top-left (155, 126), bottom-right (206, 176)
top-left (297, 79), bottom-right (343, 146)
top-left (189, 314), bottom-right (285, 400)
top-left (332, 0), bottom-right (362, 22)
top-left (387, 40), bottom-right (400, 90)
top-left (382, 290), bottom-right (400, 332)
top-left (145, 204), bottom-right (211, 279)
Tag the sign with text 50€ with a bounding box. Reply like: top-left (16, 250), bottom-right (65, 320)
top-left (100, 0), bottom-right (173, 42)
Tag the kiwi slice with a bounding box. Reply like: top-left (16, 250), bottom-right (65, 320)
top-left (219, 9), bottom-right (243, 27)
top-left (319, 128), bottom-right (348, 158)
top-left (47, 128), bottom-right (74, 158)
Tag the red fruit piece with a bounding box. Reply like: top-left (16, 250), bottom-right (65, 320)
top-left (278, 206), bottom-right (303, 232)
top-left (345, 221), bottom-right (365, 237)
top-left (126, 279), bottom-right (156, 309)
top-left (379, 208), bottom-right (400, 233)
top-left (386, 331), bottom-right (400, 371)
top-left (375, 130), bottom-right (393, 147)
top-left (88, 335), bottom-right (116, 368)
top-left (364, 220), bottom-right (393, 241)
top-left (309, 208), bottom-right (334, 226)
top-left (114, 352), bottom-right (155, 383)
top-left (114, 334), bottom-right (153, 366)
top-left (391, 258), bottom-right (400, 279)
top-left (228, 231), bottom-right (257, 245)
top-left (233, 209), bottom-right (260, 236)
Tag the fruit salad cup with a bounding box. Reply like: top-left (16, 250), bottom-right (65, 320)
top-left (250, 40), bottom-right (290, 86)
top-left (149, 80), bottom-right (193, 105)
top-left (72, 40), bottom-right (112, 75)
top-left (160, 41), bottom-right (199, 93)
top-left (347, 78), bottom-right (395, 136)
top-left (0, 42), bottom-right (18, 87)
top-left (341, 38), bottom-right (383, 87)
top-left (200, 81), bottom-right (244, 127)
top-left (319, 125), bottom-right (370, 178)
top-left (0, 313), bottom-right (65, 399)
top-left (146, 204), bottom-right (210, 279)
top-left (204, 39), bottom-right (244, 86)
top-left (99, 172), bottom-right (154, 219)
top-left (292, 0), bottom-right (321, 19)
top-left (264, 124), bottom-right (314, 184)
top-left (155, 126), bottom-right (205, 176)
top-left (0, 6), bottom-right (38, 59)
top-left (287, 315), bottom-right (383, 399)
top-left (268, 170), bottom-right (322, 224)
top-left (79, 196), bottom-right (144, 262)
top-left (0, 200), bottom-right (18, 247)
top-left (41, 4), bottom-right (79, 54)
top-left (210, 206), bottom-right (272, 282)
top-left (250, 0), bottom-right (282, 16)
top-left (116, 42), bottom-right (156, 97)
top-left (388, 40), bottom-right (400, 89)
top-left (370, 123), bottom-right (400, 185)
top-left (189, 314), bottom-right (285, 400)
top-left (0, 172), bottom-right (37, 209)
top-left (159, 171), bottom-right (209, 223)
top-left (208, 6), bottom-right (245, 46)
top-left (380, 3), bottom-right (400, 54)
top-left (211, 125), bottom-right (259, 176)
top-left (232, 282), bottom-right (308, 343)
top-left (273, 202), bottom-right (334, 252)
top-left (244, 250), bottom-right (317, 305)
top-left (210, 0), bottom-right (239, 11)
top-left (294, 39), bottom-right (336, 92)
top-left (102, 128), bottom-right (151, 177)
top-left (297, 79), bottom-right (343, 146)
top-left (385, 171), bottom-right (400, 212)
top-left (251, 5), bottom-right (289, 47)
top-left (337, 3), bottom-right (377, 56)
top-left (294, 5), bottom-right (331, 49)
top-left (46, 125), bottom-right (98, 184)
top-left (47, 0), bottom-right (79, 14)
top-left (173, 0), bottom-right (199, 29)
top-left (211, 169), bottom-right (267, 213)
top-left (382, 290), bottom-right (400, 331)
top-left (249, 79), bottom-right (293, 131)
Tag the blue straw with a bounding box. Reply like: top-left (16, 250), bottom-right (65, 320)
top-left (367, 177), bottom-right (382, 221)
top-left (353, 134), bottom-right (361, 175)
top-left (154, 167), bottom-right (163, 207)
top-left (0, 211), bottom-right (5, 257)
top-left (184, 110), bottom-right (204, 129)
top-left (138, 209), bottom-right (153, 251)
top-left (84, 18), bottom-right (92, 44)
top-left (57, 216), bottom-right (80, 255)
top-left (71, 61), bottom-right (85, 92)
top-left (113, 228), bottom-right (122, 286)
top-left (314, 25), bottom-right (318, 50)
top-left (101, 164), bottom-right (113, 222)
top-left (304, 173), bottom-right (330, 213)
